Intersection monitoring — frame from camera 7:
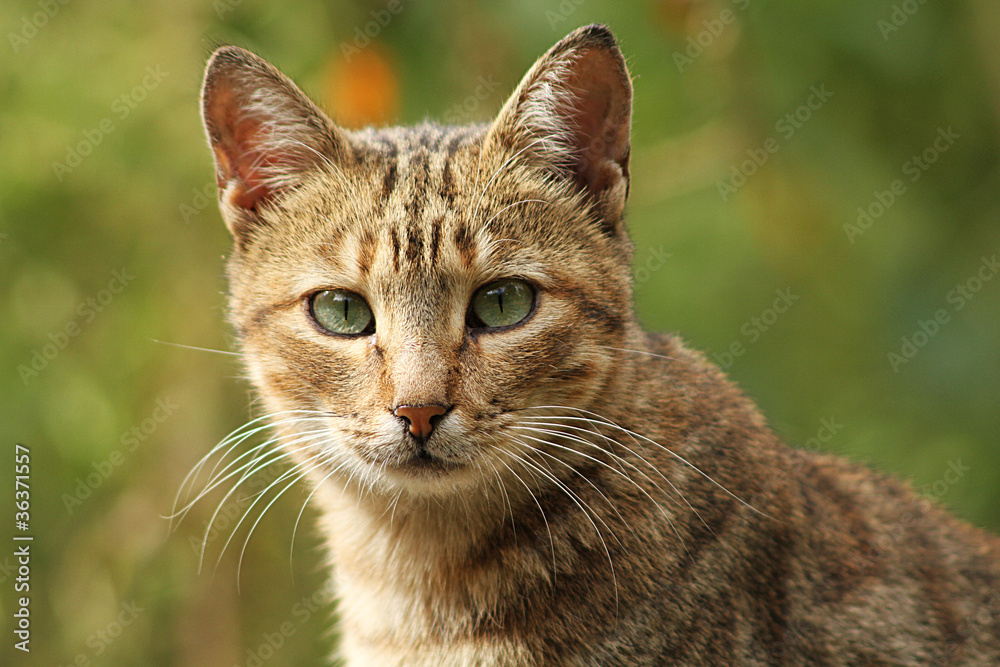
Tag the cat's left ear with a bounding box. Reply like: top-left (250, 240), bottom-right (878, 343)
top-left (486, 24), bottom-right (633, 224)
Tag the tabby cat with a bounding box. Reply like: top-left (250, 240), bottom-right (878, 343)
top-left (197, 24), bottom-right (1000, 666)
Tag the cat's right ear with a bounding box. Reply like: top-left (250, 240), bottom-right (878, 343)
top-left (200, 46), bottom-right (345, 238)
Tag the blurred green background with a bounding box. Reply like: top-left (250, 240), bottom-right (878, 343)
top-left (1, 0), bottom-right (998, 664)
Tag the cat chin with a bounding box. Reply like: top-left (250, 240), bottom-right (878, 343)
top-left (370, 456), bottom-right (484, 497)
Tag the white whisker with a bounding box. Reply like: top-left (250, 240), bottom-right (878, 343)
top-left (171, 410), bottom-right (333, 523)
top-left (149, 338), bottom-right (245, 357)
top-left (488, 439), bottom-right (557, 577)
top-left (596, 345), bottom-right (677, 362)
top-left (525, 406), bottom-right (770, 519)
top-left (502, 433), bottom-right (620, 616)
top-left (176, 423), bottom-right (332, 524)
top-left (290, 457), bottom-right (350, 573)
top-left (196, 430), bottom-right (330, 571)
top-left (511, 423), bottom-right (686, 550)
top-left (510, 429), bottom-right (639, 542)
top-left (234, 452), bottom-right (330, 590)
top-left (513, 417), bottom-right (703, 543)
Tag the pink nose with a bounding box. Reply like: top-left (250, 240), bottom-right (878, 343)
top-left (393, 404), bottom-right (448, 439)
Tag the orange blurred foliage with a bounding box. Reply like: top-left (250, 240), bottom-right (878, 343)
top-left (653, 0), bottom-right (699, 34)
top-left (326, 44), bottom-right (400, 128)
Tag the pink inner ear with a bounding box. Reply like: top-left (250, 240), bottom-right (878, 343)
top-left (207, 83), bottom-right (279, 211)
top-left (228, 118), bottom-right (277, 210)
top-left (563, 49), bottom-right (630, 195)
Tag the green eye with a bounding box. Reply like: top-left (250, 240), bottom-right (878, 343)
top-left (470, 279), bottom-right (535, 329)
top-left (310, 289), bottom-right (374, 335)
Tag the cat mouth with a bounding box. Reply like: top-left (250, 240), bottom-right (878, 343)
top-left (389, 449), bottom-right (463, 475)
top-left (356, 444), bottom-right (464, 478)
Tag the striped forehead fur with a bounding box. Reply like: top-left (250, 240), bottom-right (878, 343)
top-left (238, 120), bottom-right (626, 277)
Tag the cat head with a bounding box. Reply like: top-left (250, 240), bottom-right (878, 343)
top-left (201, 25), bottom-right (637, 497)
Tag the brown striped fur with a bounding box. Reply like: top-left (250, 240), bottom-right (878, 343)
top-left (200, 25), bottom-right (1000, 666)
